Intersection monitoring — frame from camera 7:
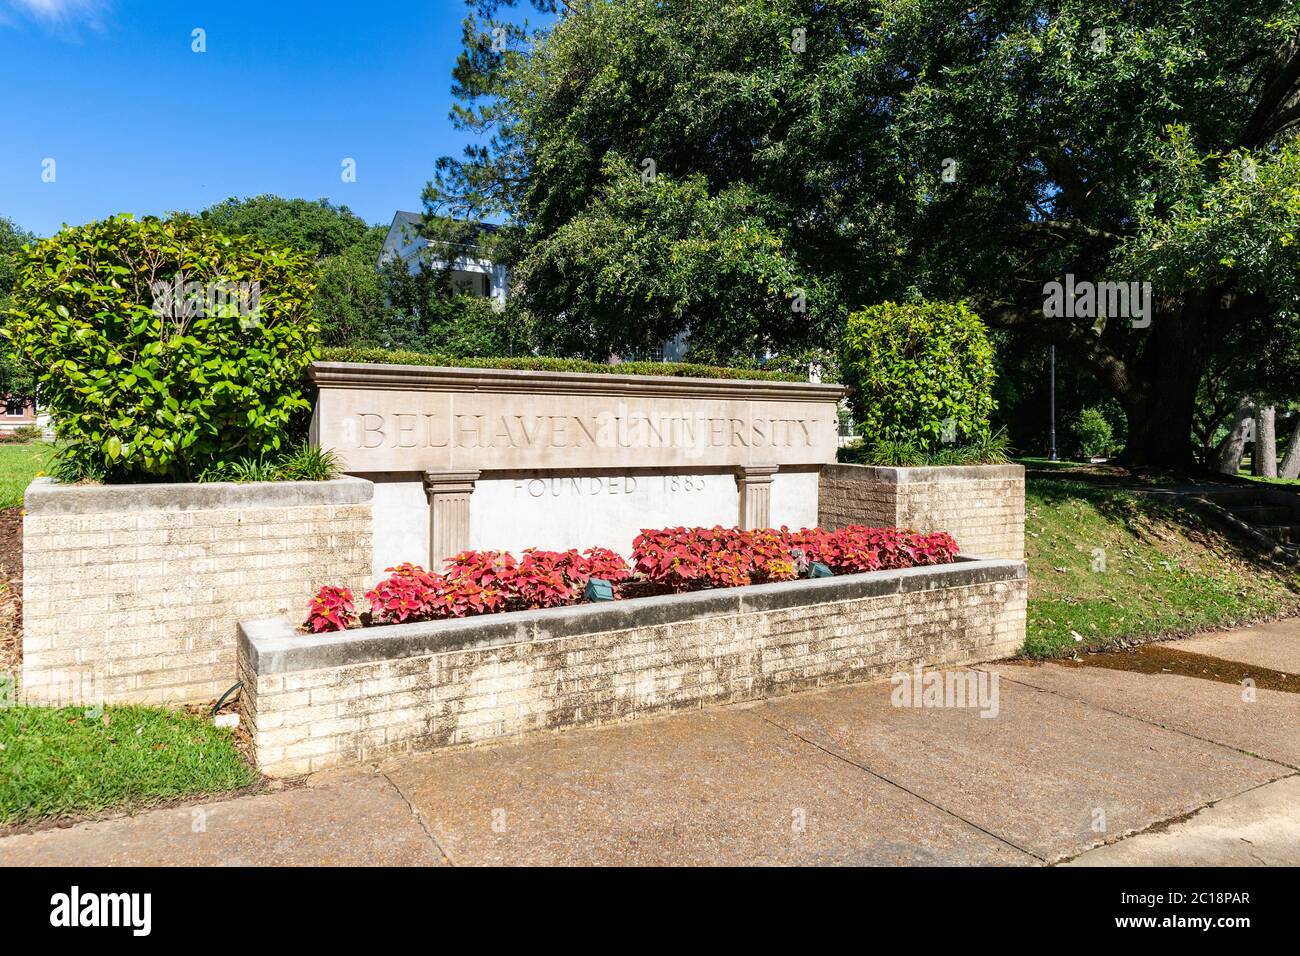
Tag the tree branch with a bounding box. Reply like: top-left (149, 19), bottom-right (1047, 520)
top-left (976, 299), bottom-right (1139, 402)
top-left (1242, 38), bottom-right (1300, 148)
top-left (1017, 221), bottom-right (1125, 245)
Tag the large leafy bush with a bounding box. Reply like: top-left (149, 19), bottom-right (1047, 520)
top-left (1072, 407), bottom-right (1115, 460)
top-left (841, 301), bottom-right (996, 452)
top-left (4, 214), bottom-right (318, 480)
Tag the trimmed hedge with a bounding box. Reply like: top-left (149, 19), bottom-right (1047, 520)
top-left (4, 214), bottom-right (317, 481)
top-left (318, 346), bottom-right (819, 383)
top-left (840, 301), bottom-right (996, 451)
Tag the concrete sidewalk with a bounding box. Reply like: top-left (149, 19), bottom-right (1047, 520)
top-left (2, 621), bottom-right (1297, 866)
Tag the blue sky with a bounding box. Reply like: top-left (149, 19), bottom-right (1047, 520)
top-left (0, 0), bottom-right (531, 237)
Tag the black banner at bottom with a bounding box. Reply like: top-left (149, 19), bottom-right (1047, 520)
top-left (2, 865), bottom-right (1288, 942)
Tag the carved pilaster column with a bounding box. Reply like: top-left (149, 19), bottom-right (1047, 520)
top-left (735, 465), bottom-right (779, 529)
top-left (423, 470), bottom-right (480, 569)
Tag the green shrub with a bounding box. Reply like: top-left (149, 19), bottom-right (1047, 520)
top-left (318, 346), bottom-right (812, 382)
top-left (197, 442), bottom-right (340, 483)
top-left (4, 424), bottom-right (44, 442)
top-left (838, 428), bottom-right (1011, 466)
top-left (840, 301), bottom-right (996, 451)
top-left (3, 214), bottom-right (318, 481)
top-left (1073, 407), bottom-right (1115, 459)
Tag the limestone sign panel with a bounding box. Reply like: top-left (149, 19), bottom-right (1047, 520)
top-left (310, 362), bottom-right (844, 473)
top-left (311, 361), bottom-right (845, 573)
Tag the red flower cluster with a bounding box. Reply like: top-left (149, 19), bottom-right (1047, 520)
top-left (632, 525), bottom-right (959, 590)
top-left (303, 527), bottom-right (958, 633)
top-left (786, 526), bottom-right (959, 573)
top-left (632, 526), bottom-right (799, 589)
top-left (304, 585), bottom-right (356, 633)
top-left (344, 547), bottom-right (634, 628)
top-left (364, 561), bottom-right (505, 624)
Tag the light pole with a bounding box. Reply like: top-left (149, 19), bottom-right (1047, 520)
top-left (1048, 345), bottom-right (1059, 461)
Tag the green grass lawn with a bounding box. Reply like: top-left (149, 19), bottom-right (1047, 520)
top-left (0, 703), bottom-right (258, 826)
top-left (1244, 473), bottom-right (1300, 487)
top-left (1024, 477), bottom-right (1300, 658)
top-left (0, 442), bottom-right (56, 509)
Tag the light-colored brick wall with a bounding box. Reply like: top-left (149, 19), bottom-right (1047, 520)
top-left (22, 477), bottom-right (373, 706)
top-left (819, 464), bottom-right (1025, 560)
top-left (241, 560), bottom-right (1027, 777)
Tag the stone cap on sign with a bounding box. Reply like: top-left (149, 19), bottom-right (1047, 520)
top-left (309, 361), bottom-right (847, 403)
top-left (310, 361), bottom-right (846, 473)
top-left (822, 463), bottom-right (1026, 484)
top-left (23, 475), bottom-right (374, 515)
top-left (240, 554), bottom-right (1026, 675)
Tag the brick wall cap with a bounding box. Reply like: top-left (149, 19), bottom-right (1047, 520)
top-left (241, 555), bottom-right (1026, 675)
top-left (24, 475), bottom-right (373, 515)
top-left (821, 463), bottom-right (1025, 483)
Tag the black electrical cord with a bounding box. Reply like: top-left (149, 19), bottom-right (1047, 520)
top-left (211, 680), bottom-right (243, 716)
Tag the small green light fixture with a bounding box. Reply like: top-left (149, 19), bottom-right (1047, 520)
top-left (807, 562), bottom-right (833, 579)
top-left (583, 577), bottom-right (615, 602)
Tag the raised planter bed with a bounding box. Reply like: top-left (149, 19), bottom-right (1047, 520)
top-left (819, 463), bottom-right (1026, 560)
top-left (238, 554), bottom-right (1027, 777)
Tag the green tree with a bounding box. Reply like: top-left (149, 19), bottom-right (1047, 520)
top-left (313, 225), bottom-right (389, 345)
top-left (516, 156), bottom-right (835, 358)
top-left (0, 216), bottom-right (38, 397)
top-left (0, 216), bottom-right (35, 296)
top-left (434, 0), bottom-right (1300, 470)
top-left (379, 256), bottom-right (522, 357)
top-left (198, 198), bottom-right (397, 349)
top-left (841, 301), bottom-right (997, 450)
top-left (198, 195), bottom-right (371, 259)
top-left (1073, 408), bottom-right (1115, 460)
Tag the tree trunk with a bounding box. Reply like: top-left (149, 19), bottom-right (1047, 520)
top-left (1108, 294), bottom-right (1226, 473)
top-left (1279, 412), bottom-right (1300, 478)
top-left (1121, 395), bottom-right (1200, 471)
top-left (1256, 405), bottom-right (1277, 477)
top-left (1114, 325), bottom-right (1207, 472)
top-left (1215, 395), bottom-right (1256, 475)
top-left (984, 287), bottom-right (1268, 473)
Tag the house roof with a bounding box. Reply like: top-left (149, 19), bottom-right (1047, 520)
top-left (392, 211), bottom-right (500, 235)
top-left (379, 212), bottom-right (504, 270)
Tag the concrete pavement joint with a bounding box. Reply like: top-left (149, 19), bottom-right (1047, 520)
top-left (1050, 772), bottom-right (1299, 865)
top-left (378, 768), bottom-right (455, 866)
top-left (978, 665), bottom-right (1300, 773)
top-left (756, 711), bottom-right (1046, 864)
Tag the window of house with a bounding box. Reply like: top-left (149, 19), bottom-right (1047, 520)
top-left (622, 345), bottom-right (666, 363)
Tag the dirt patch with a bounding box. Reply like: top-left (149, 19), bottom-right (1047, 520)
top-left (0, 508), bottom-right (21, 675)
top-left (1068, 643), bottom-right (1298, 694)
top-left (182, 695), bottom-right (258, 766)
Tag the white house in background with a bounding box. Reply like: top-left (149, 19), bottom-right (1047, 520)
top-left (377, 211), bottom-right (509, 309)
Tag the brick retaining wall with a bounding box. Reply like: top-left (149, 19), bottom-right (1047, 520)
top-left (22, 476), bottom-right (373, 706)
top-left (239, 557), bottom-right (1027, 777)
top-left (818, 463), bottom-right (1025, 560)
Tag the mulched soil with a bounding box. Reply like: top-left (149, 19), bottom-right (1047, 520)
top-left (0, 508), bottom-right (22, 674)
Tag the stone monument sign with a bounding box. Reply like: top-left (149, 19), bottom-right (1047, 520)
top-left (310, 361), bottom-right (845, 575)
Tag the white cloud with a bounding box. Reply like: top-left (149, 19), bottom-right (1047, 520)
top-left (3, 0), bottom-right (109, 33)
